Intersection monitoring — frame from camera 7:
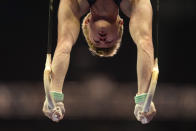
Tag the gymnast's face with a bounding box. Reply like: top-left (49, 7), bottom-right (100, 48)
top-left (88, 18), bottom-right (119, 48)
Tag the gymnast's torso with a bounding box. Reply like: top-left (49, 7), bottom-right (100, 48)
top-left (87, 0), bottom-right (122, 7)
top-left (77, 0), bottom-right (133, 18)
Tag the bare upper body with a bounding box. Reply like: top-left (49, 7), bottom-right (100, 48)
top-left (59, 0), bottom-right (153, 57)
top-left (62, 0), bottom-right (134, 56)
top-left (77, 0), bottom-right (133, 18)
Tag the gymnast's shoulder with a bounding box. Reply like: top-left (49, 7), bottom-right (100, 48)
top-left (120, 0), bottom-right (133, 18)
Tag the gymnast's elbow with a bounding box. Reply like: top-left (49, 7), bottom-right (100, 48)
top-left (56, 40), bottom-right (73, 55)
top-left (136, 38), bottom-right (154, 58)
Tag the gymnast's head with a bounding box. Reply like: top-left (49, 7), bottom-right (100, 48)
top-left (82, 12), bottom-right (124, 57)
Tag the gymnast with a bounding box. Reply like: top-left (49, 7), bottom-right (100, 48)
top-left (43, 0), bottom-right (157, 124)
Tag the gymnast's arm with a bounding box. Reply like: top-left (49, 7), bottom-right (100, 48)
top-left (121, 0), bottom-right (156, 124)
top-left (50, 0), bottom-right (82, 93)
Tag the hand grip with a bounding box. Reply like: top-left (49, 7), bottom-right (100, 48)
top-left (43, 54), bottom-right (56, 109)
top-left (142, 58), bottom-right (159, 113)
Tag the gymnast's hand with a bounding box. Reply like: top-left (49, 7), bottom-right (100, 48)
top-left (134, 101), bottom-right (156, 124)
top-left (42, 93), bottom-right (65, 122)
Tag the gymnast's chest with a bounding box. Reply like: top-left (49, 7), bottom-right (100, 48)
top-left (88, 0), bottom-right (120, 8)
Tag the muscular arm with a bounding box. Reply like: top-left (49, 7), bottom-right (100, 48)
top-left (50, 0), bottom-right (82, 93)
top-left (121, 0), bottom-right (156, 124)
top-left (129, 0), bottom-right (154, 94)
top-left (121, 0), bottom-right (154, 94)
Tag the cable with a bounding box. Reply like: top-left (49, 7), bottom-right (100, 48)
top-left (155, 0), bottom-right (159, 58)
top-left (47, 0), bottom-right (54, 54)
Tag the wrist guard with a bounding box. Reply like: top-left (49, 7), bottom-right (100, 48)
top-left (134, 93), bottom-right (147, 104)
top-left (50, 92), bottom-right (64, 103)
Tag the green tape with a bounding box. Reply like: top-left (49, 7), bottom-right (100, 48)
top-left (50, 92), bottom-right (64, 103)
top-left (134, 93), bottom-right (147, 104)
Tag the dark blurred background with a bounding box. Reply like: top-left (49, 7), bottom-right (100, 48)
top-left (0, 0), bottom-right (196, 83)
top-left (0, 0), bottom-right (196, 131)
